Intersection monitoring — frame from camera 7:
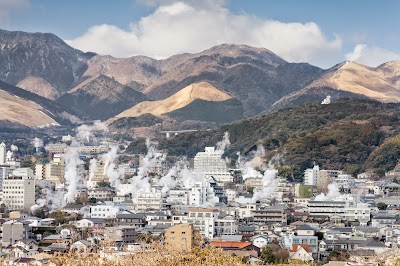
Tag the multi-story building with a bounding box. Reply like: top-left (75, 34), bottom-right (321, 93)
top-left (244, 177), bottom-right (263, 189)
top-left (166, 188), bottom-right (191, 205)
top-left (185, 208), bottom-right (219, 239)
top-left (104, 226), bottom-right (136, 244)
top-left (87, 204), bottom-right (129, 219)
top-left (135, 187), bottom-right (164, 211)
top-left (189, 181), bottom-right (220, 206)
top-left (1, 220), bottom-right (32, 247)
top-left (0, 164), bottom-right (17, 189)
top-left (35, 154), bottom-right (65, 184)
top-left (251, 205), bottom-right (288, 225)
top-left (88, 187), bottom-right (116, 202)
top-left (304, 165), bottom-right (342, 188)
top-left (165, 224), bottom-right (200, 251)
top-left (2, 170), bottom-right (35, 211)
top-left (307, 199), bottom-right (371, 223)
top-left (214, 215), bottom-right (238, 236)
top-left (193, 147), bottom-right (232, 184)
top-left (45, 143), bottom-right (68, 154)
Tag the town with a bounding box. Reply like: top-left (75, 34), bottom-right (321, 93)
top-left (0, 126), bottom-right (399, 266)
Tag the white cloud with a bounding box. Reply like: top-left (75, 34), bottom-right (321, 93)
top-left (346, 44), bottom-right (400, 67)
top-left (0, 0), bottom-right (29, 21)
top-left (66, 1), bottom-right (341, 64)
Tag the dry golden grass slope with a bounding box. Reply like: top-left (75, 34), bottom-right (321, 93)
top-left (307, 61), bottom-right (400, 102)
top-left (110, 82), bottom-right (231, 121)
top-left (0, 90), bottom-right (58, 127)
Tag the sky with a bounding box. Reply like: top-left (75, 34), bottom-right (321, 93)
top-left (1, 0), bottom-right (399, 68)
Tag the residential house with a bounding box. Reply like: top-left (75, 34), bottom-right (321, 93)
top-left (211, 241), bottom-right (260, 257)
top-left (250, 235), bottom-right (269, 248)
top-left (288, 244), bottom-right (314, 262)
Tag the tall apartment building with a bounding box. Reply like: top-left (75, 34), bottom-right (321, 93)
top-left (2, 169), bottom-right (35, 211)
top-left (193, 147), bottom-right (232, 183)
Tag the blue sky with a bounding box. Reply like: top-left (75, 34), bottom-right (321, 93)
top-left (2, 0), bottom-right (399, 68)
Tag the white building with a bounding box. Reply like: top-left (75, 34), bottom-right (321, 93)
top-left (166, 188), bottom-right (191, 205)
top-left (0, 164), bottom-right (17, 190)
top-left (308, 198), bottom-right (371, 223)
top-left (304, 165), bottom-right (319, 186)
top-left (135, 187), bottom-right (164, 211)
top-left (186, 208), bottom-right (219, 239)
top-left (2, 173), bottom-right (35, 211)
top-left (193, 147), bottom-right (232, 184)
top-left (189, 181), bottom-right (219, 206)
top-left (87, 204), bottom-right (129, 219)
top-left (0, 142), bottom-right (6, 165)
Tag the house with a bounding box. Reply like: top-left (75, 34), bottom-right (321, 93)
top-left (43, 243), bottom-right (68, 254)
top-left (250, 235), bottom-right (269, 248)
top-left (41, 234), bottom-right (66, 244)
top-left (71, 240), bottom-right (96, 253)
top-left (9, 257), bottom-right (37, 266)
top-left (75, 218), bottom-right (105, 229)
top-left (288, 244), bottom-right (314, 262)
top-left (12, 240), bottom-right (39, 258)
top-left (295, 224), bottom-right (315, 236)
top-left (211, 241), bottom-right (260, 257)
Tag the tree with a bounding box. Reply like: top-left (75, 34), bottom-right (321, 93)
top-left (377, 202), bottom-right (387, 210)
top-left (261, 246), bottom-right (276, 264)
top-left (328, 250), bottom-right (350, 261)
top-left (88, 197), bottom-right (97, 204)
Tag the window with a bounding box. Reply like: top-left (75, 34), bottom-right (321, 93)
top-left (170, 231), bottom-right (175, 234)
top-left (182, 232), bottom-right (186, 234)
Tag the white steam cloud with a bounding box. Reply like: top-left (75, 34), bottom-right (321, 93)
top-left (314, 182), bottom-right (341, 201)
top-left (345, 44), bottom-right (400, 67)
top-left (66, 1), bottom-right (341, 66)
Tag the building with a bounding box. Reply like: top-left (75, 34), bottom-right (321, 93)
top-left (0, 164), bottom-right (17, 189)
top-left (165, 224), bottom-right (200, 252)
top-left (215, 215), bottom-right (238, 236)
top-left (35, 154), bottom-right (65, 184)
top-left (251, 205), bottom-right (288, 225)
top-left (2, 220), bottom-right (32, 246)
top-left (307, 199), bottom-right (371, 223)
top-left (104, 226), bottom-right (136, 244)
top-left (288, 244), bottom-right (314, 262)
top-left (88, 187), bottom-right (116, 202)
top-left (88, 204), bottom-right (129, 219)
top-left (2, 173), bottom-right (35, 211)
top-left (186, 208), bottom-right (219, 239)
top-left (0, 142), bottom-right (6, 165)
top-left (193, 147), bottom-right (232, 183)
top-left (136, 187), bottom-right (164, 211)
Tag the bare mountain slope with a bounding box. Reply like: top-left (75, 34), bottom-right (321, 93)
top-left (111, 82), bottom-right (232, 121)
top-left (0, 90), bottom-right (57, 127)
top-left (305, 61), bottom-right (400, 102)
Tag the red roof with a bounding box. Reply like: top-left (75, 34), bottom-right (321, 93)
top-left (290, 244), bottom-right (312, 253)
top-left (211, 241), bottom-right (252, 249)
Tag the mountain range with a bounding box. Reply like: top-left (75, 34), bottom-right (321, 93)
top-left (0, 29), bottom-right (400, 129)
